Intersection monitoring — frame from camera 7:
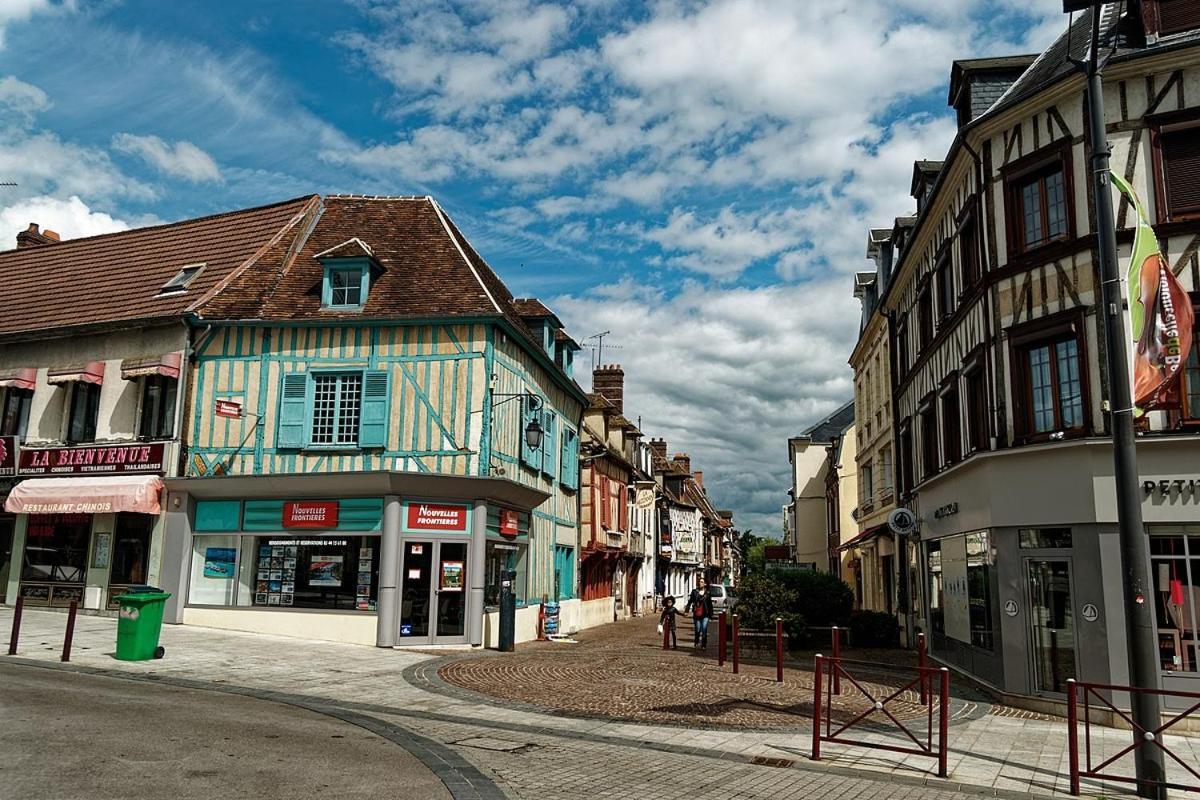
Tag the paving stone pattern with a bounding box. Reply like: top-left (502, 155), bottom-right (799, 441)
top-left (4, 607), bottom-right (1198, 798)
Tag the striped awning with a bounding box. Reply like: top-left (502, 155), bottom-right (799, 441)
top-left (0, 367), bottom-right (36, 390)
top-left (121, 352), bottom-right (181, 380)
top-left (46, 361), bottom-right (105, 385)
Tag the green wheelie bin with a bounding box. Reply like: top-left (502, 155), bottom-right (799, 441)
top-left (115, 587), bottom-right (171, 661)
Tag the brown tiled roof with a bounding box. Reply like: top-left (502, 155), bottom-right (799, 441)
top-left (512, 298), bottom-right (561, 326)
top-left (0, 196), bottom-right (318, 338)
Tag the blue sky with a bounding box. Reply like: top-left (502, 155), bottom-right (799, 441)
top-left (0, 0), bottom-right (1067, 536)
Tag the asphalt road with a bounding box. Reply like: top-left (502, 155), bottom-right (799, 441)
top-left (0, 662), bottom-right (453, 800)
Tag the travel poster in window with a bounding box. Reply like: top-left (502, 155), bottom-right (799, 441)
top-left (308, 555), bottom-right (344, 586)
top-left (441, 561), bottom-right (464, 591)
top-left (202, 547), bottom-right (237, 579)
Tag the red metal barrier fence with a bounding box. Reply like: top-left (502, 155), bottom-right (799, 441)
top-left (811, 653), bottom-right (950, 778)
top-left (1067, 678), bottom-right (1200, 796)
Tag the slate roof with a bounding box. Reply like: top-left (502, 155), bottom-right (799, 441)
top-left (799, 400), bottom-right (855, 444)
top-left (0, 195), bottom-right (318, 339)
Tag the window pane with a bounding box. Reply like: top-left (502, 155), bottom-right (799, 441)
top-left (1152, 534), bottom-right (1198, 673)
top-left (1045, 170), bottom-right (1067, 239)
top-left (68, 383), bottom-right (99, 443)
top-left (336, 374), bottom-right (361, 445)
top-left (1028, 345), bottom-right (1054, 432)
top-left (189, 535), bottom-right (239, 605)
top-left (1056, 339), bottom-right (1082, 428)
top-left (967, 532), bottom-right (994, 650)
top-left (247, 535), bottom-right (378, 610)
top-left (928, 540), bottom-right (944, 635)
top-left (1022, 181), bottom-right (1044, 247)
top-left (312, 375), bottom-right (337, 444)
top-left (330, 269), bottom-right (362, 305)
top-left (485, 540), bottom-right (529, 606)
top-left (1, 389), bottom-right (31, 437)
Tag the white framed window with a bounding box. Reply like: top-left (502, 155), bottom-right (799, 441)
top-left (311, 373), bottom-right (362, 446)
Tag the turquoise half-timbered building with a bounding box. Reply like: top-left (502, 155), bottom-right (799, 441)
top-left (159, 195), bottom-right (586, 648)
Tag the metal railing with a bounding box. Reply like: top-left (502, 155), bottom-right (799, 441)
top-left (811, 654), bottom-right (950, 777)
top-left (1067, 678), bottom-right (1200, 795)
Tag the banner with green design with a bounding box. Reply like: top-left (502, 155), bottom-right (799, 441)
top-left (1110, 172), bottom-right (1194, 415)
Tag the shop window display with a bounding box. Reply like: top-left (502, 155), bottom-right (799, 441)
top-left (965, 532), bottom-right (995, 650)
top-left (20, 513), bottom-right (90, 606)
top-left (927, 540), bottom-right (944, 635)
top-left (187, 534), bottom-right (380, 611)
top-left (1150, 530), bottom-right (1200, 673)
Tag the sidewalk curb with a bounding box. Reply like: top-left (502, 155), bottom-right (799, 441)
top-left (4, 655), bottom-right (1067, 800)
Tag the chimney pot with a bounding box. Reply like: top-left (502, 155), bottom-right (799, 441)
top-left (592, 363), bottom-right (625, 414)
top-left (16, 222), bottom-right (57, 249)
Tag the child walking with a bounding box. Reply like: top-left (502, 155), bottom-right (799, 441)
top-left (659, 595), bottom-right (683, 649)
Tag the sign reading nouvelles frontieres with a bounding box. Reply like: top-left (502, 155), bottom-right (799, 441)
top-left (402, 501), bottom-right (471, 534)
top-left (283, 501), bottom-right (338, 528)
top-left (18, 442), bottom-right (166, 476)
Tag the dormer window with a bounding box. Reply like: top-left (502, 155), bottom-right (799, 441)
top-left (1152, 0), bottom-right (1200, 36)
top-left (158, 262), bottom-right (205, 296)
top-left (315, 238), bottom-right (376, 311)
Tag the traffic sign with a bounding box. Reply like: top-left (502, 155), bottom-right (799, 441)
top-left (887, 508), bottom-right (917, 536)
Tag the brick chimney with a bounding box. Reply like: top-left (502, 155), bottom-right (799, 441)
top-left (649, 438), bottom-right (667, 460)
top-left (592, 364), bottom-right (624, 414)
top-left (16, 223), bottom-right (59, 249)
top-left (672, 453), bottom-right (690, 474)
top-left (693, 470), bottom-right (703, 489)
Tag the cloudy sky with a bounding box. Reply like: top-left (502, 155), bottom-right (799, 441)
top-left (0, 0), bottom-right (1068, 536)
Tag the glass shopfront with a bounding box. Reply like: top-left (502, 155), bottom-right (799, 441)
top-left (188, 497), bottom-right (384, 613)
top-left (1150, 527), bottom-right (1200, 674)
top-left (20, 513), bottom-right (90, 607)
top-left (483, 506), bottom-right (529, 607)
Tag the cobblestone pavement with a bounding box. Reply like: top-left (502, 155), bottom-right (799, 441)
top-left (4, 606), bottom-right (1198, 798)
top-left (437, 615), bottom-right (985, 728)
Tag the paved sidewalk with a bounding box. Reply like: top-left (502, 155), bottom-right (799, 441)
top-left (3, 607), bottom-right (1196, 798)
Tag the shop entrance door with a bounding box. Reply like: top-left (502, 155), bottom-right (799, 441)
top-left (398, 540), bottom-right (468, 645)
top-left (1026, 559), bottom-right (1076, 694)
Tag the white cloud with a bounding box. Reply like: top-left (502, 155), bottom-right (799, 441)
top-left (0, 129), bottom-right (155, 201)
top-left (0, 194), bottom-right (130, 249)
top-left (0, 75), bottom-right (48, 120)
top-left (0, 0), bottom-right (71, 49)
top-left (112, 133), bottom-right (222, 183)
top-left (555, 278), bottom-right (858, 536)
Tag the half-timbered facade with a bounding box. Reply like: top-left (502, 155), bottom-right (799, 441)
top-left (158, 195), bottom-right (586, 648)
top-left (877, 5), bottom-right (1200, 700)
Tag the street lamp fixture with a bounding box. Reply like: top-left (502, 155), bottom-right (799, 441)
top-left (489, 390), bottom-right (544, 475)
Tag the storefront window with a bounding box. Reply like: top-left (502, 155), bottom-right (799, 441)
top-left (188, 534), bottom-right (380, 611)
top-left (554, 544), bottom-right (575, 601)
top-left (1150, 531), bottom-right (1200, 673)
top-left (249, 535), bottom-right (378, 610)
top-left (965, 531), bottom-right (995, 650)
top-left (110, 513), bottom-right (152, 585)
top-left (21, 513), bottom-right (90, 607)
top-left (189, 535), bottom-right (239, 606)
top-left (484, 540), bottom-right (528, 607)
top-left (1019, 527), bottom-right (1073, 549)
top-left (927, 540), bottom-right (944, 635)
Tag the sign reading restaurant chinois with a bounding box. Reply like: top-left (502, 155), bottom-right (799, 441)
top-left (18, 442), bottom-right (166, 475)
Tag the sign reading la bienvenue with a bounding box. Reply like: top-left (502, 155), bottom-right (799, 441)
top-left (18, 442), bottom-right (166, 476)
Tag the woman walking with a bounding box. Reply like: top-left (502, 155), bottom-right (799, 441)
top-left (685, 576), bottom-right (714, 649)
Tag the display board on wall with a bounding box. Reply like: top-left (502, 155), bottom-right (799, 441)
top-left (941, 535), bottom-right (971, 644)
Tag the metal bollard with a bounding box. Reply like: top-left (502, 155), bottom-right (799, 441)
top-left (811, 654), bottom-right (824, 761)
top-left (732, 614), bottom-right (740, 675)
top-left (831, 625), bottom-right (841, 695)
top-left (918, 632), bottom-right (928, 705)
top-left (718, 611), bottom-right (727, 666)
top-left (61, 601), bottom-right (78, 662)
top-left (775, 617), bottom-right (784, 682)
top-left (7, 595), bottom-right (23, 655)
top-left (1066, 679), bottom-right (1080, 795)
top-left (938, 667), bottom-right (950, 778)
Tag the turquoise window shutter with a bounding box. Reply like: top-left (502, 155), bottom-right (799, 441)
top-left (277, 372), bottom-right (310, 449)
top-left (359, 369), bottom-right (389, 448)
top-left (560, 426), bottom-right (578, 490)
top-left (541, 412), bottom-right (557, 478)
top-left (520, 396), bottom-right (542, 470)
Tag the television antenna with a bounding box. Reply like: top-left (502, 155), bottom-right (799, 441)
top-left (582, 330), bottom-right (622, 370)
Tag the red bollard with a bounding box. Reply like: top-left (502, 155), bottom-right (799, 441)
top-left (718, 611), bottom-right (727, 666)
top-left (61, 601), bottom-right (78, 662)
top-left (811, 654), bottom-right (824, 761)
top-left (1066, 679), bottom-right (1080, 795)
top-left (7, 595), bottom-right (23, 655)
top-left (775, 617), bottom-right (784, 682)
top-left (937, 667), bottom-right (950, 778)
top-left (732, 614), bottom-right (740, 675)
top-left (831, 625), bottom-right (841, 695)
top-left (918, 632), bottom-right (928, 705)
top-left (662, 615), bottom-right (671, 650)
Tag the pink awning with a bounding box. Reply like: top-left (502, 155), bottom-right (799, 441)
top-left (0, 367), bottom-right (36, 390)
top-left (4, 475), bottom-right (163, 515)
top-left (121, 353), bottom-right (181, 380)
top-left (47, 361), bottom-right (105, 385)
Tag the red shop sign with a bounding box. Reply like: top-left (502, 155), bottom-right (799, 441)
top-left (215, 399), bottom-right (243, 419)
top-left (283, 501), bottom-right (339, 528)
top-left (19, 442), bottom-right (165, 476)
top-left (405, 502), bottom-right (468, 533)
top-left (499, 509), bottom-right (519, 537)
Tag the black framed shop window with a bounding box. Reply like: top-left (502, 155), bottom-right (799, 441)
top-left (966, 531), bottom-right (995, 651)
top-left (66, 382), bottom-right (100, 444)
top-left (110, 513), bottom-right (153, 585)
top-left (248, 536), bottom-right (379, 610)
